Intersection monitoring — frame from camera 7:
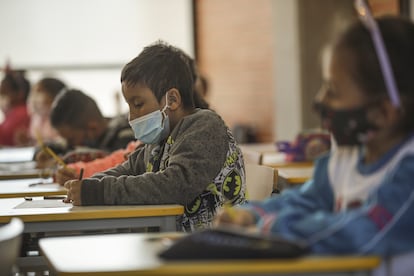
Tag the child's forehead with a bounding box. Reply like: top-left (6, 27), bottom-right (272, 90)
top-left (121, 82), bottom-right (156, 98)
top-left (30, 90), bottom-right (49, 102)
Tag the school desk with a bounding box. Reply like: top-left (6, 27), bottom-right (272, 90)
top-left (277, 167), bottom-right (314, 185)
top-left (0, 146), bottom-right (36, 163)
top-left (239, 143), bottom-right (277, 164)
top-left (39, 232), bottom-right (381, 276)
top-left (0, 178), bottom-right (66, 198)
top-left (239, 143), bottom-right (314, 168)
top-left (0, 197), bottom-right (183, 233)
top-left (0, 197), bottom-right (183, 270)
top-left (0, 164), bottom-right (52, 180)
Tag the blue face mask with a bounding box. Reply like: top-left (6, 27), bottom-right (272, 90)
top-left (129, 94), bottom-right (170, 145)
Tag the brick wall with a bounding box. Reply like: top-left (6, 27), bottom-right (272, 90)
top-left (195, 0), bottom-right (275, 142)
top-left (194, 0), bottom-right (400, 143)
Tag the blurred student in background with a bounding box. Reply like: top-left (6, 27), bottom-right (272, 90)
top-left (27, 77), bottom-right (66, 145)
top-left (0, 69), bottom-right (31, 146)
top-left (35, 88), bottom-right (136, 167)
top-left (50, 89), bottom-right (135, 152)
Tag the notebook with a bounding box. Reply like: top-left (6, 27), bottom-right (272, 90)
top-left (158, 227), bottom-right (309, 260)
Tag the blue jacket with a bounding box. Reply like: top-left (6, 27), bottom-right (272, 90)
top-left (245, 135), bottom-right (414, 257)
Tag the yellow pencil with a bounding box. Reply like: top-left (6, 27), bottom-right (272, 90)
top-left (35, 130), bottom-right (67, 168)
top-left (44, 146), bottom-right (67, 168)
top-left (35, 130), bottom-right (45, 147)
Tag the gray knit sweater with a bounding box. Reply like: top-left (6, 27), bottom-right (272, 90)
top-left (81, 109), bottom-right (246, 231)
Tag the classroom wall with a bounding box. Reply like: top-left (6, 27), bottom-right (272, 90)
top-left (0, 0), bottom-right (406, 141)
top-left (195, 0), bottom-right (355, 142)
top-left (195, 0), bottom-right (275, 143)
top-left (272, 0), bottom-right (301, 141)
top-left (195, 0), bottom-right (401, 143)
top-left (0, 0), bottom-right (194, 119)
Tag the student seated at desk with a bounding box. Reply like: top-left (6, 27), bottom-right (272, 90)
top-left (0, 69), bottom-right (31, 146)
top-left (55, 58), bottom-right (209, 183)
top-left (215, 15), bottom-right (414, 258)
top-left (64, 41), bottom-right (247, 232)
top-left (35, 88), bottom-right (136, 167)
top-left (51, 89), bottom-right (136, 153)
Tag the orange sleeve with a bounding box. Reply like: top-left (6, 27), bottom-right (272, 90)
top-left (67, 140), bottom-right (141, 178)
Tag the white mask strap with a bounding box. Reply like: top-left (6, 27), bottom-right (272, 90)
top-left (161, 92), bottom-right (169, 113)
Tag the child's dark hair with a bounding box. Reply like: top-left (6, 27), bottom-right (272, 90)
top-left (50, 89), bottom-right (103, 129)
top-left (334, 16), bottom-right (414, 132)
top-left (37, 77), bottom-right (66, 99)
top-left (1, 70), bottom-right (30, 100)
top-left (120, 41), bottom-right (194, 108)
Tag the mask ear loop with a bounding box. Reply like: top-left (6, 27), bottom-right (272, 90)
top-left (161, 92), bottom-right (170, 120)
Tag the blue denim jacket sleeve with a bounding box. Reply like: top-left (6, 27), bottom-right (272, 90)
top-left (248, 155), bottom-right (414, 257)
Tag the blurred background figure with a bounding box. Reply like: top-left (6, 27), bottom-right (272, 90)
top-left (27, 77), bottom-right (66, 145)
top-left (0, 64), bottom-right (31, 146)
top-left (35, 88), bottom-right (136, 168)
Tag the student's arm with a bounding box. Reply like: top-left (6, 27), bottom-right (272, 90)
top-left (80, 111), bottom-right (228, 206)
top-left (89, 145), bottom-right (147, 179)
top-left (67, 141), bottom-right (142, 179)
top-left (252, 155), bottom-right (414, 256)
top-left (215, 156), bottom-right (334, 229)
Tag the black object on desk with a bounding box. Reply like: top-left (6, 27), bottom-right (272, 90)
top-left (158, 227), bottom-right (309, 260)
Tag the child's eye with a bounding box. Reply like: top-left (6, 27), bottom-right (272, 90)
top-left (133, 102), bottom-right (143, 109)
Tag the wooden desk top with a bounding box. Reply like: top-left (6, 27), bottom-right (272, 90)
top-left (239, 143), bottom-right (314, 170)
top-left (0, 178), bottom-right (66, 198)
top-left (278, 167), bottom-right (314, 185)
top-left (39, 232), bottom-right (381, 276)
top-left (0, 197), bottom-right (184, 224)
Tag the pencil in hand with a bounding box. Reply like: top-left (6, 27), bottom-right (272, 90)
top-left (78, 168), bottom-right (84, 180)
top-left (44, 146), bottom-right (67, 168)
top-left (35, 130), bottom-right (67, 168)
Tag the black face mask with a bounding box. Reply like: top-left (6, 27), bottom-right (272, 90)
top-left (314, 103), bottom-right (378, 146)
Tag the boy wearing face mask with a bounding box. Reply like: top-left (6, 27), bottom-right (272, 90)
top-left (64, 41), bottom-right (246, 232)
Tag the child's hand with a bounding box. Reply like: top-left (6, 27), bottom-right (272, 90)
top-left (214, 208), bottom-right (256, 228)
top-left (64, 180), bottom-right (82, 206)
top-left (55, 167), bottom-right (77, 186)
top-left (14, 128), bottom-right (31, 146)
top-left (35, 151), bottom-right (56, 169)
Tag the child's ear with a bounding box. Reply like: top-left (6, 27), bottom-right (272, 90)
top-left (166, 88), bottom-right (181, 111)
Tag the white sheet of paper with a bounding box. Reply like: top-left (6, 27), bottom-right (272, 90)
top-left (14, 199), bottom-right (70, 209)
top-left (0, 147), bottom-right (36, 163)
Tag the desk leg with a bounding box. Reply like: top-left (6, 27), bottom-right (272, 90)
top-left (16, 256), bottom-right (48, 274)
top-left (159, 216), bottom-right (178, 232)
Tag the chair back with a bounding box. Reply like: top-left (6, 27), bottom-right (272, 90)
top-left (0, 218), bottom-right (24, 276)
top-left (245, 164), bottom-right (277, 201)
